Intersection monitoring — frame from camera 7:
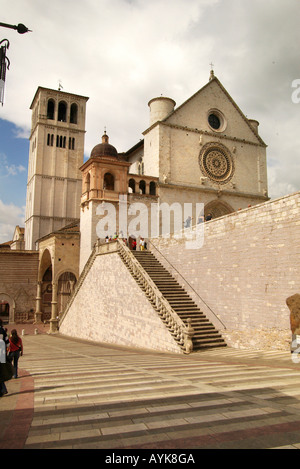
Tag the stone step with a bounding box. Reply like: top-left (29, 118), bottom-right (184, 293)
top-left (180, 316), bottom-right (211, 322)
top-left (130, 250), bottom-right (227, 352)
top-left (193, 339), bottom-right (224, 348)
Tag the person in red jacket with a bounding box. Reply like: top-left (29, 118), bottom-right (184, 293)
top-left (9, 329), bottom-right (23, 379)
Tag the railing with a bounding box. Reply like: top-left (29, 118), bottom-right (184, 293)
top-left (148, 239), bottom-right (227, 330)
top-left (59, 238), bottom-right (195, 353)
top-left (116, 239), bottom-right (195, 354)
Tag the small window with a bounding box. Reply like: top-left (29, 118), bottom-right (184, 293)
top-left (47, 133), bottom-right (54, 146)
top-left (58, 101), bottom-right (67, 122)
top-left (138, 160), bottom-right (144, 175)
top-left (207, 109), bottom-right (227, 132)
top-left (128, 179), bottom-right (136, 193)
top-left (139, 180), bottom-right (146, 194)
top-left (56, 135), bottom-right (66, 148)
top-left (104, 172), bottom-right (114, 191)
top-left (150, 181), bottom-right (156, 195)
top-left (208, 113), bottom-right (221, 130)
top-left (70, 103), bottom-right (78, 124)
top-left (85, 173), bottom-right (90, 192)
top-left (47, 99), bottom-right (55, 120)
top-left (69, 137), bottom-right (75, 150)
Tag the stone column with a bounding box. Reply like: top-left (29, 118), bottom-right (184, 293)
top-left (34, 281), bottom-right (43, 323)
top-left (49, 281), bottom-right (58, 333)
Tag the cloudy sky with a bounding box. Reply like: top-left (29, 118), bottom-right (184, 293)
top-left (0, 0), bottom-right (300, 243)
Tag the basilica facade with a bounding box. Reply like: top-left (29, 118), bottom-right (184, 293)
top-left (1, 72), bottom-right (269, 331)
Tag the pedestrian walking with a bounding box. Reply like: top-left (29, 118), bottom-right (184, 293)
top-left (0, 319), bottom-right (9, 396)
top-left (9, 329), bottom-right (23, 379)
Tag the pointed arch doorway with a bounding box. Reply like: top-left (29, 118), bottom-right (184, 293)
top-left (57, 271), bottom-right (77, 315)
top-left (204, 199), bottom-right (234, 220)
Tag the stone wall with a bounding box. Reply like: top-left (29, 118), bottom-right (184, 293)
top-left (143, 78), bottom-right (268, 206)
top-left (0, 251), bottom-right (39, 323)
top-left (151, 191), bottom-right (300, 351)
top-left (60, 247), bottom-right (183, 354)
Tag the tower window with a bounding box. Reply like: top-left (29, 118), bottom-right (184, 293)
top-left (139, 180), bottom-right (146, 194)
top-left (58, 101), bottom-right (67, 122)
top-left (69, 137), bottom-right (75, 150)
top-left (47, 133), bottom-right (54, 146)
top-left (128, 178), bottom-right (135, 193)
top-left (150, 181), bottom-right (156, 195)
top-left (56, 135), bottom-right (66, 148)
top-left (104, 173), bottom-right (114, 191)
top-left (85, 173), bottom-right (90, 192)
top-left (47, 99), bottom-right (55, 120)
top-left (70, 103), bottom-right (78, 124)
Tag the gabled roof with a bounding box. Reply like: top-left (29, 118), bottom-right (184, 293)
top-left (144, 74), bottom-right (266, 147)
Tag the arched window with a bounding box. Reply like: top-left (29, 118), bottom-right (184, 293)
top-left (138, 160), bottom-right (144, 175)
top-left (58, 101), bottom-right (67, 122)
top-left (85, 173), bottom-right (90, 193)
top-left (139, 180), bottom-right (146, 194)
top-left (104, 173), bottom-right (114, 191)
top-left (70, 103), bottom-right (78, 124)
top-left (128, 178), bottom-right (135, 193)
top-left (69, 137), bottom-right (75, 150)
top-left (47, 133), bottom-right (54, 146)
top-left (56, 135), bottom-right (66, 148)
top-left (150, 181), bottom-right (156, 195)
top-left (47, 99), bottom-right (55, 120)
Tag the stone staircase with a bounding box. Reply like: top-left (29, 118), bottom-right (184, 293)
top-left (132, 250), bottom-right (227, 352)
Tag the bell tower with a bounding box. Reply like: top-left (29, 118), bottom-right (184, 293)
top-left (79, 132), bottom-right (130, 272)
top-left (24, 87), bottom-right (89, 250)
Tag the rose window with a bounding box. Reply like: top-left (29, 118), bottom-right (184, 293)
top-left (199, 143), bottom-right (234, 184)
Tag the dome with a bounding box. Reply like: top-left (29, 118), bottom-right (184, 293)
top-left (90, 131), bottom-right (118, 159)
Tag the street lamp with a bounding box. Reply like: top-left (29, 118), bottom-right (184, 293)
top-left (0, 21), bottom-right (32, 104)
top-left (0, 22), bottom-right (32, 34)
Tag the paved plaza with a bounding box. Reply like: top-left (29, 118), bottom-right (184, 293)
top-left (1, 327), bottom-right (300, 450)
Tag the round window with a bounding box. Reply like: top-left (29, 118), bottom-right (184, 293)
top-left (199, 142), bottom-right (234, 185)
top-left (208, 113), bottom-right (221, 130)
top-left (207, 109), bottom-right (226, 132)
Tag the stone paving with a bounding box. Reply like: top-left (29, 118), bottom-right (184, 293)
top-left (2, 328), bottom-right (300, 450)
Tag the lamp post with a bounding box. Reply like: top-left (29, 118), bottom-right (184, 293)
top-left (0, 21), bottom-right (31, 104)
top-left (0, 22), bottom-right (32, 34)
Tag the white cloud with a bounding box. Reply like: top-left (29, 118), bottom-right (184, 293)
top-left (0, 152), bottom-right (26, 177)
top-left (0, 200), bottom-right (25, 243)
top-left (5, 164), bottom-right (26, 176)
top-left (0, 0), bottom-right (299, 205)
